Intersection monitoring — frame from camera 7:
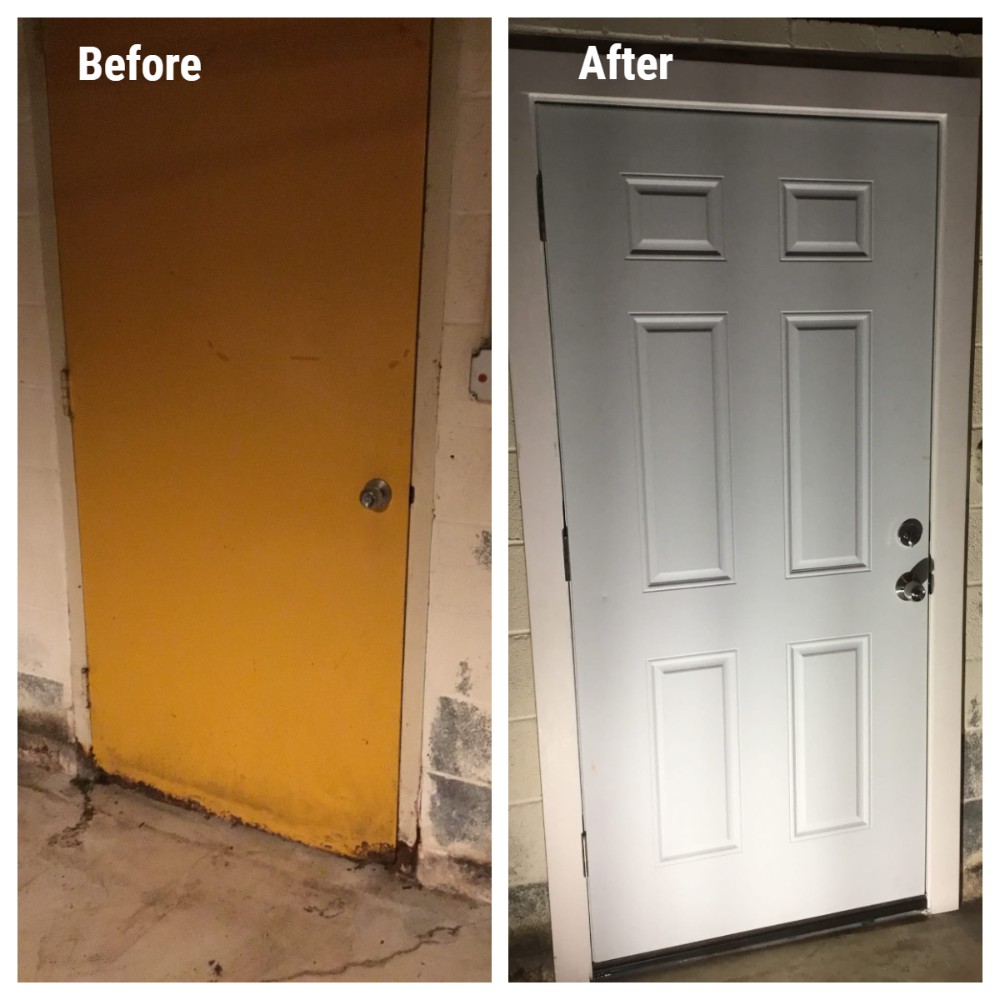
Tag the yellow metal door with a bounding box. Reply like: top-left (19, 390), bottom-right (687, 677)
top-left (43, 19), bottom-right (430, 857)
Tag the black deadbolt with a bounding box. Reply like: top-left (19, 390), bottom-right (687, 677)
top-left (897, 518), bottom-right (923, 547)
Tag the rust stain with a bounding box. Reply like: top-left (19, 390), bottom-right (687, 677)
top-left (351, 839), bottom-right (396, 867)
top-left (394, 833), bottom-right (419, 877)
top-left (304, 899), bottom-right (346, 919)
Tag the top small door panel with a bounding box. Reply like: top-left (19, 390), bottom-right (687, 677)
top-left (781, 179), bottom-right (873, 260)
top-left (623, 173), bottom-right (726, 259)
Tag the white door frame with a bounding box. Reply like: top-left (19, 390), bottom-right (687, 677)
top-left (509, 48), bottom-right (980, 981)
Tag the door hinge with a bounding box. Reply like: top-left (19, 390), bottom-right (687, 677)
top-left (81, 664), bottom-right (91, 710)
top-left (536, 171), bottom-right (547, 243)
top-left (581, 830), bottom-right (589, 878)
top-left (409, 484), bottom-right (415, 505)
top-left (562, 524), bottom-right (571, 581)
top-left (59, 367), bottom-right (73, 419)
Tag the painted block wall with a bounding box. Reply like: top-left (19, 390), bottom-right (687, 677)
top-left (963, 230), bottom-right (983, 901)
top-left (508, 387), bottom-right (552, 965)
top-left (17, 20), bottom-right (78, 752)
top-left (507, 17), bottom-right (983, 971)
top-left (416, 18), bottom-right (493, 894)
top-left (509, 17), bottom-right (982, 57)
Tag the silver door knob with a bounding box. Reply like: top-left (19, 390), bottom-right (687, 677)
top-left (359, 478), bottom-right (392, 512)
top-left (896, 572), bottom-right (926, 602)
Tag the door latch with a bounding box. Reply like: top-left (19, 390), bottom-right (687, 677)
top-left (896, 556), bottom-right (933, 603)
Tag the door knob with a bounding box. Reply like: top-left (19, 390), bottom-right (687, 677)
top-left (896, 554), bottom-right (932, 603)
top-left (896, 572), bottom-right (927, 602)
top-left (897, 518), bottom-right (923, 547)
top-left (359, 478), bottom-right (392, 512)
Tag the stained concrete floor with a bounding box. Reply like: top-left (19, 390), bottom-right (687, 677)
top-left (18, 761), bottom-right (490, 982)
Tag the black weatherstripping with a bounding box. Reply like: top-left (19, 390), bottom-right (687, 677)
top-left (593, 895), bottom-right (928, 981)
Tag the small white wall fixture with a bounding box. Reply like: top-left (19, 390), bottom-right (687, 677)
top-left (509, 48), bottom-right (980, 981)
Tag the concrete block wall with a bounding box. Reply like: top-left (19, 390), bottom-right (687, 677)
top-left (507, 16), bottom-right (983, 967)
top-left (416, 18), bottom-right (493, 895)
top-left (963, 228), bottom-right (983, 901)
top-left (509, 17), bottom-right (982, 57)
top-left (508, 388), bottom-right (552, 968)
top-left (17, 20), bottom-right (80, 758)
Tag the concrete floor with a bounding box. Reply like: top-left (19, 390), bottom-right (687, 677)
top-left (18, 761), bottom-right (490, 982)
top-left (510, 902), bottom-right (981, 982)
top-left (620, 904), bottom-right (982, 982)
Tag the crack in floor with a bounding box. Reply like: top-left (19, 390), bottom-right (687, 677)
top-left (47, 777), bottom-right (97, 848)
top-left (262, 924), bottom-right (462, 982)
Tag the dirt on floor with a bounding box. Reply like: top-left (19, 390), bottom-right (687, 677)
top-left (18, 760), bottom-right (490, 982)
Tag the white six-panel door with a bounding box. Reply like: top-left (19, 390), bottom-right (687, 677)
top-left (537, 105), bottom-right (938, 965)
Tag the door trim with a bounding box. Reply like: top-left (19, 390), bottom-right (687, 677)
top-left (397, 16), bottom-right (463, 855)
top-left (509, 49), bottom-right (980, 981)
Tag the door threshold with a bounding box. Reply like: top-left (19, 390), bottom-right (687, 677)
top-left (593, 895), bottom-right (928, 981)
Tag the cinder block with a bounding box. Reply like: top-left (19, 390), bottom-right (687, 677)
top-left (509, 452), bottom-right (524, 541)
top-left (509, 881), bottom-right (553, 950)
top-left (970, 346), bottom-right (982, 429)
top-left (791, 19), bottom-right (878, 52)
top-left (423, 606), bottom-right (490, 697)
top-left (509, 633), bottom-right (537, 720)
top-left (510, 716), bottom-right (543, 803)
top-left (968, 429), bottom-right (982, 507)
top-left (427, 521), bottom-right (491, 614)
top-left (450, 95), bottom-right (491, 215)
top-left (961, 797), bottom-right (982, 858)
top-left (428, 695), bottom-right (491, 785)
top-left (962, 729), bottom-right (982, 800)
top-left (974, 262), bottom-right (982, 346)
top-left (956, 34), bottom-right (983, 58)
top-left (874, 25), bottom-right (960, 56)
top-left (433, 423), bottom-right (491, 525)
top-left (458, 19), bottom-right (491, 95)
top-left (509, 381), bottom-right (518, 448)
top-left (964, 584), bottom-right (982, 658)
top-left (426, 772), bottom-right (491, 854)
top-left (700, 18), bottom-right (789, 47)
top-left (17, 467), bottom-right (69, 611)
top-left (601, 19), bottom-right (703, 42)
top-left (510, 18), bottom-right (703, 43)
top-left (509, 799), bottom-right (549, 884)
top-left (17, 671), bottom-right (69, 743)
top-left (966, 507), bottom-right (982, 584)
top-left (509, 544), bottom-right (532, 632)
top-left (443, 213), bottom-right (490, 325)
top-left (18, 605), bottom-right (72, 684)
top-left (964, 657), bottom-right (982, 728)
